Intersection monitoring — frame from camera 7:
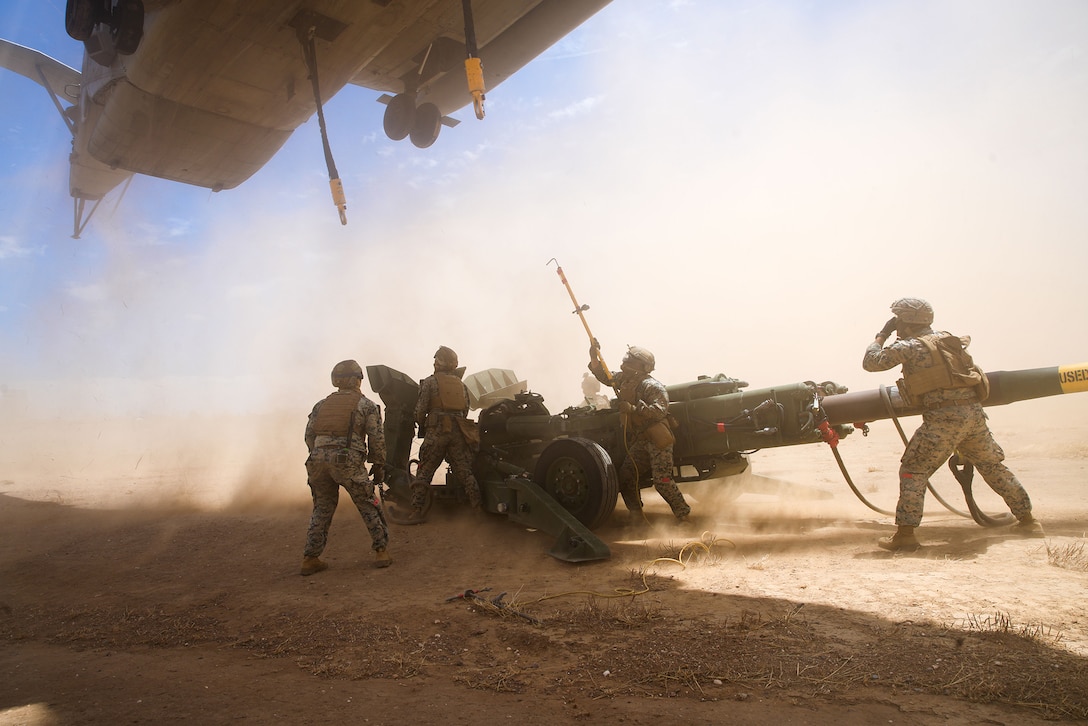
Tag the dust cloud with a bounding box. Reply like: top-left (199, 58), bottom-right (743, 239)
top-left (2, 1), bottom-right (1086, 514)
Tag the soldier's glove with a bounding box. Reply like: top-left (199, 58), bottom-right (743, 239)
top-left (370, 464), bottom-right (385, 485)
top-left (619, 401), bottom-right (636, 414)
top-left (878, 316), bottom-right (898, 340)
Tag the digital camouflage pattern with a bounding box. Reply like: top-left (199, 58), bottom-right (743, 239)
top-left (304, 448), bottom-right (388, 556)
top-left (863, 334), bottom-right (1032, 527)
top-left (303, 389), bottom-right (389, 556)
top-left (412, 374), bottom-right (483, 510)
top-left (589, 359), bottom-right (690, 519)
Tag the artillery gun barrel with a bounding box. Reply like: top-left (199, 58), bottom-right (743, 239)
top-left (821, 363), bottom-right (1088, 426)
top-left (673, 382), bottom-right (827, 457)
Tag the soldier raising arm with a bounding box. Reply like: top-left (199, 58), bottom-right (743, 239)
top-left (862, 298), bottom-right (1038, 552)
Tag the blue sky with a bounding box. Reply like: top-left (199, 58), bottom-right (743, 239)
top-left (2, 0), bottom-right (1087, 420)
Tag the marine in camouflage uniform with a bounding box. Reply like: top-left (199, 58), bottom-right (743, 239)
top-left (862, 298), bottom-right (1036, 551)
top-left (589, 344), bottom-right (690, 521)
top-left (301, 360), bottom-right (390, 575)
top-left (407, 346), bottom-right (483, 520)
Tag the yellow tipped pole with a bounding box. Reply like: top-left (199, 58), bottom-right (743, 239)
top-left (548, 259), bottom-right (613, 386)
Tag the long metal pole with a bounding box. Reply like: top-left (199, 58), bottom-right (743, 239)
top-left (548, 259), bottom-right (613, 386)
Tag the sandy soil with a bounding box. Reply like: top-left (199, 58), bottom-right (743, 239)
top-left (1, 405), bottom-right (1087, 725)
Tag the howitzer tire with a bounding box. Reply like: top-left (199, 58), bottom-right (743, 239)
top-left (534, 437), bottom-right (618, 530)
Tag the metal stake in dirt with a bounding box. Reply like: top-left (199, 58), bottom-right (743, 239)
top-left (547, 259), bottom-right (614, 387)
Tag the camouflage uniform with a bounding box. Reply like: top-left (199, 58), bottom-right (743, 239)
top-left (304, 387), bottom-right (388, 558)
top-left (589, 358), bottom-right (690, 519)
top-left (412, 374), bottom-right (483, 510)
top-left (862, 332), bottom-right (1032, 527)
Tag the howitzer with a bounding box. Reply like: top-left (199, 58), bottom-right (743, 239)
top-left (821, 363), bottom-right (1088, 424)
top-left (365, 362), bottom-right (1086, 563)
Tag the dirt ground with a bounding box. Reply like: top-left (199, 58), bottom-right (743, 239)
top-left (2, 402), bottom-right (1087, 725)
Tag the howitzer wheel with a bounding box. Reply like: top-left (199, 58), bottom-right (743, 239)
top-left (534, 437), bottom-right (618, 530)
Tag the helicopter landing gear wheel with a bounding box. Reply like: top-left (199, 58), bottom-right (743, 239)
top-left (65, 0), bottom-right (100, 41)
top-left (409, 102), bottom-right (441, 149)
top-left (112, 0), bottom-right (144, 55)
top-left (383, 93), bottom-right (415, 141)
top-left (534, 437), bottom-right (618, 530)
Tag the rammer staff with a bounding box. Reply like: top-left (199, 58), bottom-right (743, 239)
top-left (547, 259), bottom-right (613, 387)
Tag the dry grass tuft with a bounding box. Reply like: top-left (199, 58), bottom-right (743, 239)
top-left (1046, 539), bottom-right (1088, 572)
top-left (958, 611), bottom-right (1063, 644)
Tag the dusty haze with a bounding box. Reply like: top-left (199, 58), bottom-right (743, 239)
top-left (2, 1), bottom-right (1086, 502)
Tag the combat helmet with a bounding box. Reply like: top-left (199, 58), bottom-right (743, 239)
top-left (434, 346), bottom-right (459, 371)
top-left (621, 346), bottom-right (656, 375)
top-left (330, 359), bottom-right (364, 387)
top-left (890, 298), bottom-right (934, 326)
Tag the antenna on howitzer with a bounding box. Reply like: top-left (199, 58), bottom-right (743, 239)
top-left (547, 259), bottom-right (614, 387)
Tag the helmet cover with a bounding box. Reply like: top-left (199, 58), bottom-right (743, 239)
top-left (621, 346), bottom-right (656, 374)
top-left (890, 297), bottom-right (934, 326)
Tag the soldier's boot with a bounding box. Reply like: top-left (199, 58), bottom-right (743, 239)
top-left (374, 548), bottom-right (392, 568)
top-left (620, 507), bottom-right (646, 528)
top-left (465, 477), bottom-right (484, 514)
top-left (300, 556), bottom-right (329, 576)
top-left (1012, 515), bottom-right (1043, 536)
top-left (878, 526), bottom-right (920, 552)
top-left (403, 507), bottom-right (428, 524)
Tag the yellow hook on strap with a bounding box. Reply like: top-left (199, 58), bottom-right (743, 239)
top-left (329, 177), bottom-right (347, 225)
top-left (465, 56), bottom-right (485, 120)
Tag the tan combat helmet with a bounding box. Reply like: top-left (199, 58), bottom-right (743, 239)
top-left (331, 359), bottom-right (364, 387)
top-left (890, 297), bottom-right (934, 326)
top-left (434, 346), bottom-right (459, 372)
top-left (621, 346), bottom-right (655, 375)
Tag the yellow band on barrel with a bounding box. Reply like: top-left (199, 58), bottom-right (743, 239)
top-left (1058, 363), bottom-right (1088, 393)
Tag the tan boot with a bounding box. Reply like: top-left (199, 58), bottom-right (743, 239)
top-left (878, 526), bottom-right (920, 552)
top-left (300, 556), bottom-right (328, 576)
top-left (403, 507), bottom-right (427, 524)
top-left (374, 548), bottom-right (392, 568)
top-left (1012, 515), bottom-right (1043, 536)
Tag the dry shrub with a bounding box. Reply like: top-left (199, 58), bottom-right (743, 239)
top-left (959, 611), bottom-right (1063, 643)
top-left (1046, 539), bottom-right (1088, 572)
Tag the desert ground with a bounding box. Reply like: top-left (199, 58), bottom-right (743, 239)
top-left (1, 398), bottom-right (1087, 725)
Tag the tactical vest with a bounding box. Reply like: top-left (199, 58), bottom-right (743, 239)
top-left (432, 373), bottom-right (468, 412)
top-left (899, 333), bottom-right (989, 405)
top-left (311, 390), bottom-right (363, 437)
top-left (618, 374), bottom-right (676, 449)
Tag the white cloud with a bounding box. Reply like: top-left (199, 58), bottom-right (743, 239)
top-left (0, 234), bottom-right (37, 259)
top-left (64, 283), bottom-right (108, 303)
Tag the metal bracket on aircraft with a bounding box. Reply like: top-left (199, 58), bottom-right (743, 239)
top-left (72, 175), bottom-right (132, 240)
